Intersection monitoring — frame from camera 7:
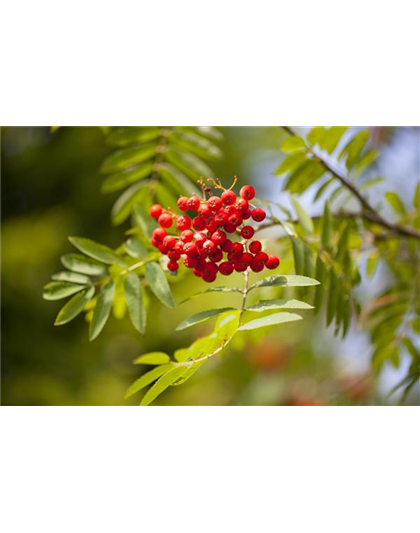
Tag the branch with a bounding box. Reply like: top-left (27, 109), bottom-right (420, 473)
top-left (281, 126), bottom-right (420, 240)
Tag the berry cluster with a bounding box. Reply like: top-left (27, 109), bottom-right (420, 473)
top-left (149, 181), bottom-right (280, 282)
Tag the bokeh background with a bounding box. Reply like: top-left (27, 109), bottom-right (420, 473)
top-left (2, 126), bottom-right (419, 405)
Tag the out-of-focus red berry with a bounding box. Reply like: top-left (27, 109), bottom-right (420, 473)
top-left (177, 215), bottom-right (191, 231)
top-left (249, 240), bottom-right (262, 254)
top-left (221, 190), bottom-right (236, 206)
top-left (167, 260), bottom-right (179, 272)
top-left (266, 255), bottom-right (280, 270)
top-left (254, 251), bottom-right (269, 265)
top-left (152, 228), bottom-right (167, 243)
top-left (203, 240), bottom-right (216, 255)
top-left (180, 230), bottom-right (194, 243)
top-left (211, 230), bottom-right (226, 245)
top-left (183, 255), bottom-right (198, 268)
top-left (168, 250), bottom-right (181, 261)
top-left (163, 236), bottom-right (177, 249)
top-left (177, 196), bottom-right (189, 211)
top-left (221, 239), bottom-right (233, 253)
top-left (198, 203), bottom-right (212, 218)
top-left (251, 207), bottom-right (266, 222)
top-left (242, 208), bottom-right (252, 220)
top-left (149, 204), bottom-right (163, 219)
top-left (240, 185), bottom-right (255, 200)
top-left (158, 213), bottom-right (173, 228)
top-left (183, 242), bottom-right (198, 256)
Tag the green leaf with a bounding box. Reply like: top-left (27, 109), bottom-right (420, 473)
top-left (134, 204), bottom-right (155, 239)
top-left (140, 366), bottom-right (189, 406)
top-left (43, 281), bottom-right (88, 301)
top-left (51, 271), bottom-right (91, 285)
top-left (304, 243), bottom-right (315, 277)
top-left (89, 280), bottom-right (115, 341)
top-left (291, 236), bottom-right (305, 275)
top-left (339, 130), bottom-right (369, 170)
top-left (246, 299), bottom-right (314, 312)
top-left (134, 352), bottom-right (171, 365)
top-left (412, 317), bottom-right (420, 334)
top-left (170, 360), bottom-right (205, 386)
top-left (123, 237), bottom-right (147, 259)
top-left (403, 338), bottom-right (420, 360)
top-left (124, 272), bottom-right (146, 334)
top-left (170, 131), bottom-right (222, 160)
top-left (290, 194), bottom-right (314, 234)
top-left (314, 177), bottom-right (334, 201)
top-left (214, 311), bottom-right (241, 342)
top-left (69, 237), bottom-right (127, 267)
top-left (61, 253), bottom-right (108, 276)
top-left (321, 200), bottom-right (333, 249)
top-left (359, 176), bottom-right (385, 191)
top-left (159, 162), bottom-right (199, 196)
top-left (385, 192), bottom-right (405, 215)
top-left (174, 334), bottom-right (217, 363)
top-left (239, 312), bottom-right (303, 331)
top-left (281, 135), bottom-right (306, 152)
top-left (326, 271), bottom-right (338, 326)
top-left (145, 262), bottom-right (175, 308)
top-left (413, 182), bottom-right (420, 208)
top-left (54, 286), bottom-right (95, 326)
top-left (275, 151), bottom-right (307, 175)
top-left (314, 256), bottom-right (326, 314)
top-left (100, 144), bottom-right (157, 174)
top-left (366, 255), bottom-right (379, 277)
top-left (180, 287), bottom-right (242, 304)
top-left (250, 275), bottom-right (320, 291)
top-left (176, 307), bottom-right (237, 331)
top-left (320, 127), bottom-right (348, 154)
top-left (355, 150), bottom-right (378, 173)
top-left (125, 364), bottom-right (174, 399)
top-left (307, 127), bottom-right (327, 146)
top-left (165, 147), bottom-right (215, 181)
top-left (101, 163), bottom-right (154, 193)
top-left (285, 160), bottom-right (325, 194)
top-left (111, 182), bottom-right (147, 225)
top-left (106, 127), bottom-right (161, 147)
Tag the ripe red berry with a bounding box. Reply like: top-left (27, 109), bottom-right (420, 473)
top-left (240, 185), bottom-right (255, 200)
top-left (251, 261), bottom-right (264, 273)
top-left (208, 196), bottom-right (223, 211)
top-left (203, 262), bottom-right (218, 276)
top-left (149, 204), bottom-right (163, 219)
top-left (249, 240), bottom-right (262, 254)
top-left (177, 196), bottom-right (189, 211)
top-left (158, 243), bottom-right (169, 255)
top-left (211, 230), bottom-right (226, 245)
top-left (163, 236), bottom-right (177, 249)
top-left (241, 225), bottom-right (255, 239)
top-left (206, 219), bottom-right (218, 234)
top-left (219, 261), bottom-right (234, 276)
top-left (168, 249), bottom-right (181, 261)
top-left (230, 242), bottom-right (244, 258)
top-left (209, 248), bottom-right (223, 263)
top-left (239, 252), bottom-right (253, 267)
top-left (266, 255), bottom-right (280, 270)
top-left (251, 207), bottom-right (266, 222)
top-left (192, 216), bottom-right (206, 231)
top-left (224, 223), bottom-right (237, 234)
top-left (183, 242), bottom-right (198, 256)
top-left (254, 251), bottom-right (269, 265)
top-left (158, 213), bottom-right (173, 228)
top-left (221, 239), bottom-right (232, 253)
top-left (167, 260), bottom-right (179, 272)
top-left (234, 261), bottom-right (247, 272)
top-left (194, 233), bottom-right (207, 246)
top-left (181, 230), bottom-right (194, 243)
top-left (203, 239), bottom-right (216, 255)
top-left (176, 215), bottom-right (191, 231)
top-left (214, 210), bottom-right (228, 226)
top-left (187, 196), bottom-right (200, 210)
top-left (236, 198), bottom-right (249, 213)
top-left (192, 268), bottom-right (202, 277)
top-left (228, 213), bottom-right (242, 227)
top-left (242, 208), bottom-right (252, 220)
top-left (184, 255), bottom-right (198, 268)
top-left (202, 273), bottom-right (217, 283)
top-left (174, 241), bottom-right (184, 253)
top-left (221, 190), bottom-right (236, 206)
top-left (198, 203), bottom-right (212, 218)
top-left (152, 228), bottom-right (167, 243)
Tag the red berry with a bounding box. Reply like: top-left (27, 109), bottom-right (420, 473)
top-left (183, 242), bottom-right (198, 256)
top-left (219, 261), bottom-right (234, 276)
top-left (192, 268), bottom-right (202, 277)
top-left (254, 251), bottom-right (269, 265)
top-left (206, 219), bottom-right (218, 234)
top-left (251, 261), bottom-right (264, 273)
top-left (174, 241), bottom-right (184, 253)
top-left (242, 208), bottom-right (252, 220)
top-left (230, 242), bottom-right (244, 258)
top-left (158, 244), bottom-right (169, 255)
top-left (234, 262), bottom-right (248, 272)
top-left (167, 260), bottom-right (179, 272)
top-left (249, 240), bottom-right (262, 254)
top-left (208, 196), bottom-right (223, 211)
top-left (184, 255), bottom-right (198, 268)
top-left (177, 196), bottom-right (189, 211)
top-left (228, 213), bottom-right (242, 227)
top-left (202, 273), bottom-right (217, 283)
top-left (192, 216), bottom-right (206, 231)
top-left (211, 230), bottom-right (226, 245)
top-left (221, 239), bottom-right (232, 253)
top-left (241, 226), bottom-right (255, 239)
top-left (251, 207), bottom-right (266, 222)
top-left (187, 196), bottom-right (200, 210)
top-left (266, 255), bottom-right (280, 270)
top-left (236, 198), bottom-right (249, 213)
top-left (181, 230), bottom-right (194, 243)
top-left (221, 190), bottom-right (236, 206)
top-left (158, 213), bottom-right (173, 228)
top-left (239, 252), bottom-right (253, 267)
top-left (163, 236), bottom-right (177, 249)
top-left (214, 210), bottom-right (228, 226)
top-left (224, 223), bottom-right (237, 234)
top-left (203, 239), bottom-right (216, 255)
top-left (149, 204), bottom-right (163, 219)
top-left (209, 248), bottom-right (223, 263)
top-left (194, 233), bottom-right (207, 246)
top-left (240, 185), bottom-right (255, 200)
top-left (152, 228), bottom-right (167, 243)
top-left (177, 215), bottom-right (192, 231)
top-left (204, 262), bottom-right (218, 276)
top-left (198, 203), bottom-right (212, 218)
top-left (168, 249), bottom-right (181, 261)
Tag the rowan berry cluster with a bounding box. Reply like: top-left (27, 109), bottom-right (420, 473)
top-left (149, 181), bottom-right (280, 282)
